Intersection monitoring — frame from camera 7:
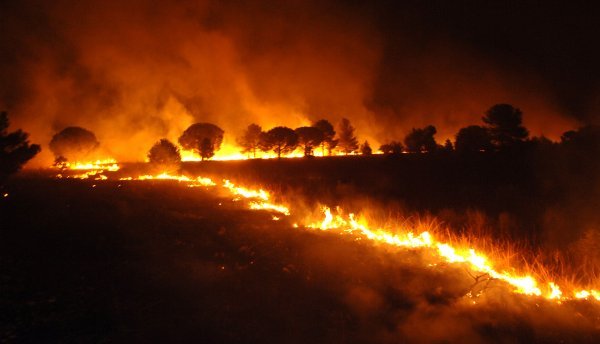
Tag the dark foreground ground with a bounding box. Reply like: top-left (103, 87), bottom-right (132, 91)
top-left (2, 174), bottom-right (600, 343)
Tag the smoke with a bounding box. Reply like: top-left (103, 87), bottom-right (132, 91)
top-left (297, 228), bottom-right (599, 343)
top-left (0, 0), bottom-right (582, 166)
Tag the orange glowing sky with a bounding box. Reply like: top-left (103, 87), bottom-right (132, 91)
top-left (2, 1), bottom-right (597, 166)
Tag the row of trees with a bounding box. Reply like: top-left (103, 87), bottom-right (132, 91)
top-left (236, 118), bottom-right (359, 159)
top-left (233, 104), bottom-right (532, 158)
top-left (49, 117), bottom-right (363, 164)
top-left (377, 104), bottom-right (530, 155)
top-left (145, 118), bottom-right (360, 168)
top-left (47, 103), bottom-right (600, 168)
top-left (4, 102), bottom-right (599, 179)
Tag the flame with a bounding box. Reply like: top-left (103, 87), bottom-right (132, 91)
top-left (49, 166), bottom-right (600, 304)
top-left (179, 141), bottom-right (353, 162)
top-left (119, 173), bottom-right (216, 187)
top-left (55, 159), bottom-right (120, 171)
top-left (308, 207), bottom-right (545, 295)
top-left (548, 282), bottom-right (563, 300)
top-left (223, 179), bottom-right (291, 215)
top-left (223, 180), bottom-right (269, 201)
top-left (181, 147), bottom-right (307, 161)
top-left (574, 289), bottom-right (600, 301)
top-left (53, 159), bottom-right (120, 180)
top-left (305, 206), bottom-right (600, 300)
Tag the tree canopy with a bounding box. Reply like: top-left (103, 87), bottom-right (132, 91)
top-left (455, 125), bottom-right (493, 153)
top-left (561, 125), bottom-right (600, 155)
top-left (337, 118), bottom-right (358, 154)
top-left (49, 126), bottom-right (99, 162)
top-left (0, 111), bottom-right (40, 181)
top-left (404, 125), bottom-right (437, 153)
top-left (237, 123), bottom-right (263, 158)
top-left (148, 138), bottom-right (181, 171)
top-left (295, 126), bottom-right (324, 157)
top-left (379, 141), bottom-right (404, 155)
top-left (360, 140), bottom-right (372, 155)
top-left (483, 104), bottom-right (529, 148)
top-left (261, 126), bottom-right (298, 159)
top-left (313, 119), bottom-right (338, 155)
top-left (179, 123), bottom-right (224, 161)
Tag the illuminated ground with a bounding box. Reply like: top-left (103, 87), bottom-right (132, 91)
top-left (1, 175), bottom-right (600, 342)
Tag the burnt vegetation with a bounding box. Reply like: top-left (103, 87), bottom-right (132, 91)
top-left (5, 104), bottom-right (600, 343)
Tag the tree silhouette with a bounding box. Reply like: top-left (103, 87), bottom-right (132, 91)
top-left (49, 126), bottom-right (99, 162)
top-left (148, 139), bottom-right (181, 172)
top-left (483, 104), bottom-right (529, 148)
top-left (455, 125), bottom-right (493, 153)
top-left (178, 123), bottom-right (224, 161)
top-left (237, 123), bottom-right (263, 158)
top-left (337, 118), bottom-right (358, 155)
top-left (360, 140), bottom-right (372, 155)
top-left (200, 138), bottom-right (215, 160)
top-left (379, 141), bottom-right (404, 155)
top-left (295, 126), bottom-right (324, 156)
top-left (561, 125), bottom-right (600, 153)
top-left (0, 111), bottom-right (40, 181)
top-left (404, 125), bottom-right (437, 153)
top-left (313, 119), bottom-right (338, 155)
top-left (262, 126), bottom-right (298, 159)
top-left (443, 139), bottom-right (454, 152)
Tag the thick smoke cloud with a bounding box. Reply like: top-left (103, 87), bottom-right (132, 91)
top-left (0, 0), bottom-right (587, 165)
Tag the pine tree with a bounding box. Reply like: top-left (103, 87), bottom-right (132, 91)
top-left (337, 118), bottom-right (358, 155)
top-left (237, 123), bottom-right (263, 158)
top-left (1, 111), bottom-right (40, 181)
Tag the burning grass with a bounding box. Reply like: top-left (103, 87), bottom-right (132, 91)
top-left (4, 166), bottom-right (600, 342)
top-left (48, 161), bottom-right (600, 305)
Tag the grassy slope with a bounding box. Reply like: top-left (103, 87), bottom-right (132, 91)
top-left (1, 176), bottom-right (600, 343)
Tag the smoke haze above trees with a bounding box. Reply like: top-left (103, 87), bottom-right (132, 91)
top-left (0, 0), bottom-right (589, 166)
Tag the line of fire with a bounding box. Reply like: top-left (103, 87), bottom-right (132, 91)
top-left (2, 1), bottom-right (600, 342)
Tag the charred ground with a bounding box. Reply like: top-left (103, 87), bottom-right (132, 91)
top-left (178, 149), bottom-right (600, 247)
top-left (2, 152), bottom-right (600, 342)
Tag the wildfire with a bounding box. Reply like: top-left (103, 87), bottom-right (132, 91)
top-left (54, 159), bottom-right (120, 171)
top-left (179, 141), bottom-right (353, 161)
top-left (223, 179), bottom-right (291, 215)
top-left (119, 173), bottom-right (216, 187)
top-left (181, 148), bottom-right (308, 161)
top-left (53, 159), bottom-right (120, 180)
top-left (50, 166), bottom-right (600, 305)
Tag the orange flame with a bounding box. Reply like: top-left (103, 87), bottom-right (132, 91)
top-left (55, 159), bottom-right (120, 171)
top-left (51, 166), bottom-right (600, 303)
